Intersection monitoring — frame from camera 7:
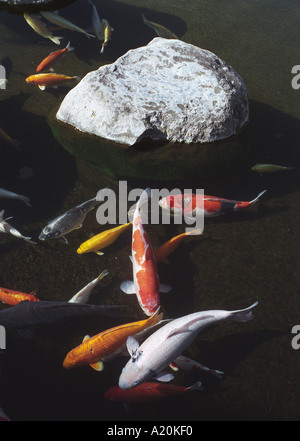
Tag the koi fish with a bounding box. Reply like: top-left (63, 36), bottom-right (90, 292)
top-left (36, 41), bottom-right (74, 72)
top-left (68, 269), bottom-right (109, 304)
top-left (169, 355), bottom-right (224, 379)
top-left (26, 73), bottom-right (80, 91)
top-left (63, 308), bottom-right (163, 371)
top-left (41, 11), bottom-right (95, 39)
top-left (100, 19), bottom-right (113, 54)
top-left (159, 190), bottom-right (267, 218)
top-left (0, 188), bottom-right (31, 207)
top-left (119, 302), bottom-right (258, 389)
top-left (77, 223), bottom-right (131, 256)
top-left (251, 164), bottom-right (294, 174)
top-left (0, 300), bottom-right (124, 330)
top-left (0, 286), bottom-right (39, 306)
top-left (0, 210), bottom-right (36, 244)
top-left (0, 128), bottom-right (21, 150)
top-left (23, 13), bottom-right (63, 45)
top-left (141, 13), bottom-right (178, 39)
top-left (154, 228), bottom-right (203, 263)
top-left (120, 188), bottom-right (171, 316)
top-left (104, 381), bottom-right (203, 404)
top-left (39, 197), bottom-right (99, 244)
top-left (89, 0), bottom-right (103, 40)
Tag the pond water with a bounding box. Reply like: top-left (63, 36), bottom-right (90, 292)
top-left (0, 0), bottom-right (300, 422)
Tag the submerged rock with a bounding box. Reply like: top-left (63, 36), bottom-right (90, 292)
top-left (57, 37), bottom-right (249, 146)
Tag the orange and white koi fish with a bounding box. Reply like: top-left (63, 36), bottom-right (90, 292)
top-left (104, 381), bottom-right (202, 404)
top-left (23, 13), bottom-right (63, 45)
top-left (68, 270), bottom-right (109, 304)
top-left (36, 41), bottom-right (74, 72)
top-left (0, 286), bottom-right (39, 306)
top-left (159, 190), bottom-right (267, 218)
top-left (77, 223), bottom-right (131, 256)
top-left (63, 308), bottom-right (163, 371)
top-left (26, 73), bottom-right (80, 91)
top-left (120, 188), bottom-right (171, 316)
top-left (154, 228), bottom-right (203, 263)
top-left (169, 355), bottom-right (224, 379)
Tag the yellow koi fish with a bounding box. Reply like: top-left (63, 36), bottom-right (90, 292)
top-left (77, 222), bottom-right (131, 256)
top-left (24, 13), bottom-right (63, 45)
top-left (100, 19), bottom-right (113, 54)
top-left (251, 164), bottom-right (294, 174)
top-left (154, 228), bottom-right (203, 263)
top-left (41, 11), bottom-right (95, 39)
top-left (141, 13), bottom-right (178, 39)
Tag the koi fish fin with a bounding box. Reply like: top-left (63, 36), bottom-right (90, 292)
top-left (249, 190), bottom-right (267, 205)
top-left (59, 236), bottom-right (68, 244)
top-left (159, 283), bottom-right (172, 293)
top-left (126, 336), bottom-right (141, 360)
top-left (66, 41), bottom-right (74, 51)
top-left (129, 255), bottom-right (133, 263)
top-left (20, 196), bottom-right (32, 207)
top-left (96, 250), bottom-right (104, 256)
top-left (152, 371), bottom-right (174, 382)
top-left (38, 85), bottom-right (46, 91)
top-left (120, 281), bottom-right (136, 294)
top-left (90, 360), bottom-right (104, 371)
top-left (229, 301), bottom-right (258, 322)
top-left (82, 335), bottom-right (91, 342)
top-left (169, 362), bottom-right (179, 371)
top-left (187, 381), bottom-right (203, 392)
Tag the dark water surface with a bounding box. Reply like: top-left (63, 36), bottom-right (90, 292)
top-left (0, 0), bottom-right (300, 422)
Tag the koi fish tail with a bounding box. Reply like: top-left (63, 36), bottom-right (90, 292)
top-left (20, 196), bottom-right (32, 207)
top-left (66, 41), bottom-right (75, 51)
top-left (96, 269), bottom-right (109, 281)
top-left (187, 381), bottom-right (203, 392)
top-left (137, 187), bottom-right (152, 210)
top-left (51, 36), bottom-right (63, 45)
top-left (249, 190), bottom-right (267, 206)
top-left (229, 301), bottom-right (258, 323)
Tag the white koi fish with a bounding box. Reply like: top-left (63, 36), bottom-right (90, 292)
top-left (119, 302), bottom-right (258, 389)
top-left (0, 188), bottom-right (31, 207)
top-left (0, 210), bottom-right (36, 244)
top-left (41, 11), bottom-right (95, 39)
top-left (68, 269), bottom-right (109, 304)
top-left (120, 188), bottom-right (171, 316)
top-left (89, 0), bottom-right (103, 40)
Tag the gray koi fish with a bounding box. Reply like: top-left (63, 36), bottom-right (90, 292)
top-left (39, 197), bottom-right (99, 244)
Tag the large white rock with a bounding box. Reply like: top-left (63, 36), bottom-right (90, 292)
top-left (56, 37), bottom-right (249, 146)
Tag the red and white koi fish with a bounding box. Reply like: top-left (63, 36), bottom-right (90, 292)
top-left (170, 355), bottom-right (224, 379)
top-left (0, 286), bottom-right (39, 306)
top-left (159, 190), bottom-right (267, 218)
top-left (120, 188), bottom-right (171, 316)
top-left (104, 381), bottom-right (203, 404)
top-left (36, 41), bottom-right (74, 72)
top-left (119, 302), bottom-right (258, 390)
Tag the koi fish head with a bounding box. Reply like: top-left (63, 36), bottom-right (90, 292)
top-left (63, 351), bottom-right (77, 369)
top-left (39, 225), bottom-right (61, 240)
top-left (118, 336), bottom-right (150, 390)
top-left (159, 194), bottom-right (194, 214)
top-left (25, 75), bottom-right (36, 84)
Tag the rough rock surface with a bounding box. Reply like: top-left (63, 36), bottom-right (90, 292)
top-left (56, 37), bottom-right (249, 146)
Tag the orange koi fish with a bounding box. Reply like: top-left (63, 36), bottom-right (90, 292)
top-left (77, 223), bottom-right (131, 256)
top-left (159, 190), bottom-right (267, 218)
top-left (0, 286), bottom-right (39, 306)
top-left (154, 228), bottom-right (203, 263)
top-left (120, 188), bottom-right (171, 316)
top-left (26, 73), bottom-right (80, 90)
top-left (104, 381), bottom-right (203, 404)
top-left (63, 308), bottom-right (162, 371)
top-left (36, 41), bottom-right (74, 72)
